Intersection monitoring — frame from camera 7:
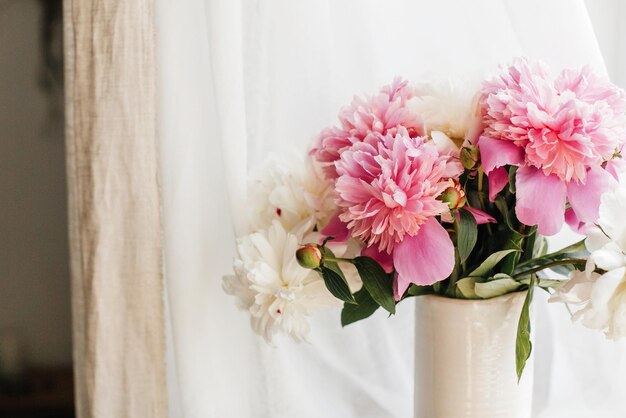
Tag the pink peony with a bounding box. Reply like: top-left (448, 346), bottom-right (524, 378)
top-left (310, 78), bottom-right (422, 179)
top-left (480, 58), bottom-right (626, 235)
top-left (334, 128), bottom-right (462, 298)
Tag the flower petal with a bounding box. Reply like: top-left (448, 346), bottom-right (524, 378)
top-left (567, 167), bottom-right (617, 224)
top-left (361, 245), bottom-right (394, 274)
top-left (585, 226), bottom-right (611, 252)
top-left (583, 267), bottom-right (626, 330)
top-left (564, 208), bottom-right (587, 234)
top-left (598, 187), bottom-right (626, 252)
top-left (320, 212), bottom-right (350, 243)
top-left (605, 158), bottom-right (626, 183)
top-left (487, 166), bottom-right (509, 202)
top-left (515, 166), bottom-right (567, 236)
top-left (590, 244), bottom-right (626, 271)
top-left (393, 218), bottom-right (454, 298)
top-left (465, 206), bottom-right (497, 224)
top-left (430, 131), bottom-right (459, 154)
top-left (477, 136), bottom-right (524, 174)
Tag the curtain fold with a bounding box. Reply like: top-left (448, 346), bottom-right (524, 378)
top-left (64, 0), bottom-right (167, 416)
top-left (159, 1), bottom-right (626, 417)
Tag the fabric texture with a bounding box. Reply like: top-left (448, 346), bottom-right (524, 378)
top-left (63, 0), bottom-right (168, 416)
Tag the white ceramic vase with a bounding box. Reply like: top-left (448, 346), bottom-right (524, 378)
top-left (414, 292), bottom-right (534, 418)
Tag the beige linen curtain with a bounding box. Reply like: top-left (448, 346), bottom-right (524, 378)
top-left (63, 0), bottom-right (167, 416)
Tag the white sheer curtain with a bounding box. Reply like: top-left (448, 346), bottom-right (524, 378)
top-left (157, 1), bottom-right (626, 417)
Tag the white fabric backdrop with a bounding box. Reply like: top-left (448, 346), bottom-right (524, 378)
top-left (156, 1), bottom-right (626, 417)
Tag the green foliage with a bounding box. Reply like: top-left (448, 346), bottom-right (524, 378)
top-left (455, 274), bottom-right (524, 299)
top-left (341, 288), bottom-right (379, 326)
top-left (457, 209), bottom-right (478, 264)
top-left (508, 166), bottom-right (518, 193)
top-left (407, 284), bottom-right (433, 297)
top-left (515, 239), bottom-right (587, 271)
top-left (516, 275), bottom-right (535, 381)
top-left (513, 239), bottom-right (588, 278)
top-left (320, 266), bottom-right (356, 304)
top-left (494, 197), bottom-right (517, 233)
top-left (475, 277), bottom-right (522, 298)
top-left (321, 247), bottom-right (347, 280)
top-left (468, 249), bottom-right (520, 278)
top-left (353, 256), bottom-right (396, 314)
top-left (519, 277), bottom-right (565, 288)
top-left (455, 277), bottom-right (478, 298)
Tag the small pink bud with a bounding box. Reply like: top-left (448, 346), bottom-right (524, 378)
top-left (296, 244), bottom-right (323, 269)
top-left (460, 146), bottom-right (480, 170)
top-left (439, 179), bottom-right (467, 209)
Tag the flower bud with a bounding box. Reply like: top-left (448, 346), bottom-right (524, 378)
top-left (439, 179), bottom-right (467, 210)
top-left (296, 244), bottom-right (323, 269)
top-left (460, 146), bottom-right (480, 170)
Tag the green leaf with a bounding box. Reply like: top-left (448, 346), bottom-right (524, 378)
top-left (321, 266), bottom-right (356, 304)
top-left (458, 209), bottom-right (478, 264)
top-left (492, 273), bottom-right (513, 280)
top-left (455, 277), bottom-right (478, 299)
top-left (508, 166), bottom-right (517, 194)
top-left (516, 275), bottom-right (535, 381)
top-left (321, 247), bottom-right (347, 281)
top-left (499, 231), bottom-right (524, 276)
top-left (494, 197), bottom-right (517, 233)
top-left (407, 284), bottom-right (433, 297)
top-left (549, 263), bottom-right (585, 276)
top-left (520, 277), bottom-right (566, 289)
top-left (353, 256), bottom-right (396, 314)
top-left (468, 249), bottom-right (520, 278)
top-left (532, 235), bottom-right (548, 258)
top-left (341, 288), bottom-right (380, 326)
top-left (516, 239), bottom-right (587, 272)
top-left (519, 226), bottom-right (537, 264)
top-left (475, 277), bottom-right (522, 298)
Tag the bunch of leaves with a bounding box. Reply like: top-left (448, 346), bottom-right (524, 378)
top-left (314, 246), bottom-right (396, 327)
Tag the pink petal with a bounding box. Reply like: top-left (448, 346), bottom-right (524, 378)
top-left (393, 218), bottom-right (455, 299)
top-left (604, 158), bottom-right (626, 182)
top-left (515, 166), bottom-right (567, 236)
top-left (320, 212), bottom-right (350, 243)
top-left (567, 166), bottom-right (617, 224)
top-left (361, 245), bottom-right (394, 273)
top-left (487, 166), bottom-right (509, 202)
top-left (477, 136), bottom-right (524, 174)
top-left (565, 208), bottom-right (588, 234)
top-left (464, 206), bottom-right (497, 224)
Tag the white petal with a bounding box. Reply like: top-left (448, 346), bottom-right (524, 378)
top-left (430, 131), bottom-right (459, 154)
top-left (590, 244), bottom-right (626, 271)
top-left (585, 226), bottom-right (611, 252)
top-left (598, 188), bottom-right (626, 252)
top-left (582, 267), bottom-right (626, 330)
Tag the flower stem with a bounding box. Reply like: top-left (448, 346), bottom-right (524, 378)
top-left (512, 258), bottom-right (586, 279)
top-left (324, 256), bottom-right (354, 264)
top-left (476, 167), bottom-right (493, 236)
top-left (453, 215), bottom-right (466, 272)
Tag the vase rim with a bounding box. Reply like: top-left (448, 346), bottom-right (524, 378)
top-left (417, 290), bottom-right (527, 305)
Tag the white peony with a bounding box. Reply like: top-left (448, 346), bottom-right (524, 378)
top-left (551, 187), bottom-right (626, 339)
top-left (223, 219), bottom-right (341, 342)
top-left (246, 152), bottom-right (335, 233)
top-left (406, 75), bottom-right (482, 146)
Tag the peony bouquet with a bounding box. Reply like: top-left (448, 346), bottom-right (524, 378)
top-left (223, 58), bottom-right (626, 378)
